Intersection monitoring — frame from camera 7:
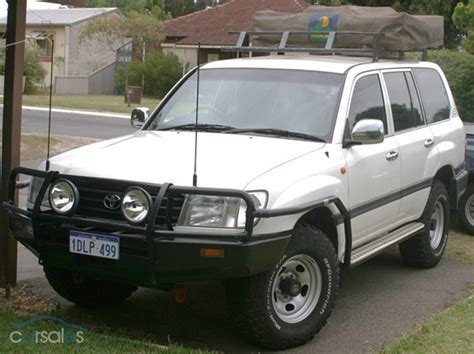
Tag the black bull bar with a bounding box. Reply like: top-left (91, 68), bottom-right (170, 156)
top-left (3, 167), bottom-right (353, 265)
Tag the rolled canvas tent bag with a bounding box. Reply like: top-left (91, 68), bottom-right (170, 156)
top-left (252, 5), bottom-right (444, 51)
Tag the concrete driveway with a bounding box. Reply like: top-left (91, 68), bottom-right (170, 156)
top-left (17, 243), bottom-right (474, 353)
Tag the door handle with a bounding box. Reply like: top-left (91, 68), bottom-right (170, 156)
top-left (386, 151), bottom-right (399, 161)
top-left (424, 138), bottom-right (434, 148)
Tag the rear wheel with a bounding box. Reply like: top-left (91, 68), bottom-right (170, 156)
top-left (44, 266), bottom-right (137, 307)
top-left (225, 224), bottom-right (340, 350)
top-left (399, 181), bottom-right (449, 268)
top-left (459, 184), bottom-right (474, 235)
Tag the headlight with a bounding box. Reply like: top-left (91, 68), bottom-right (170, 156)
top-left (121, 187), bottom-right (151, 225)
top-left (48, 179), bottom-right (78, 215)
top-left (178, 191), bottom-right (267, 228)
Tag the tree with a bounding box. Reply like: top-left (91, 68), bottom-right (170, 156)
top-left (453, 0), bottom-right (474, 53)
top-left (0, 48), bottom-right (46, 94)
top-left (304, 0), bottom-right (468, 49)
top-left (81, 9), bottom-right (169, 56)
top-left (164, 0), bottom-right (197, 18)
top-left (86, 0), bottom-right (169, 18)
top-left (163, 0), bottom-right (228, 17)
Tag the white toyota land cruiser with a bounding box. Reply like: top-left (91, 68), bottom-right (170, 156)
top-left (5, 34), bottom-right (467, 349)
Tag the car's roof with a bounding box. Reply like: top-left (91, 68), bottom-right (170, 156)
top-left (202, 54), bottom-right (434, 74)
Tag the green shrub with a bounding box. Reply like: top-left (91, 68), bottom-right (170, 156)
top-left (115, 60), bottom-right (144, 94)
top-left (428, 50), bottom-right (474, 122)
top-left (142, 51), bottom-right (183, 98)
top-left (115, 51), bottom-right (183, 98)
top-left (0, 48), bottom-right (46, 94)
top-left (23, 50), bottom-right (47, 94)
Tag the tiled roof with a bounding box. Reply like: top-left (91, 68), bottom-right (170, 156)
top-left (163, 0), bottom-right (308, 46)
top-left (0, 8), bottom-right (117, 26)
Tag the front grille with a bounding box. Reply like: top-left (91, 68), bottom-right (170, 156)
top-left (67, 176), bottom-right (184, 226)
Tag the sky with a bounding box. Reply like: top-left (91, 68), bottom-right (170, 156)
top-left (0, 1), bottom-right (66, 18)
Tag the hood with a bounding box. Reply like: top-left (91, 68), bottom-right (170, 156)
top-left (49, 131), bottom-right (324, 189)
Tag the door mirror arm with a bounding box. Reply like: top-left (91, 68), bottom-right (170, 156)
top-left (343, 139), bottom-right (362, 149)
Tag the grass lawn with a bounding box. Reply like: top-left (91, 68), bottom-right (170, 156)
top-left (381, 287), bottom-right (474, 354)
top-left (381, 230), bottom-right (474, 353)
top-left (0, 286), bottom-right (211, 353)
top-left (11, 95), bottom-right (160, 114)
top-left (0, 308), bottom-right (170, 352)
top-left (0, 307), bottom-right (210, 353)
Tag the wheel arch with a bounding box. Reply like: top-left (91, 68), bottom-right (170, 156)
top-left (297, 206), bottom-right (343, 259)
top-left (433, 165), bottom-right (456, 208)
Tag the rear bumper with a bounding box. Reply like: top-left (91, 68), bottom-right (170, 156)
top-left (450, 169), bottom-right (469, 209)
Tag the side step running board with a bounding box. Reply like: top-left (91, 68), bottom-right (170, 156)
top-left (350, 222), bottom-right (425, 267)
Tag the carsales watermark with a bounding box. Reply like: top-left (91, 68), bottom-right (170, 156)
top-left (9, 315), bottom-right (86, 344)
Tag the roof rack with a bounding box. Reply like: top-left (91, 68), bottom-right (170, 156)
top-left (222, 31), bottom-right (422, 62)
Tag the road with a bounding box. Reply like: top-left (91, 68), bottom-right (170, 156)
top-left (0, 107), bottom-right (134, 140)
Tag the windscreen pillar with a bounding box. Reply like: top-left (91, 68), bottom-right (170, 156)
top-left (0, 0), bottom-right (27, 288)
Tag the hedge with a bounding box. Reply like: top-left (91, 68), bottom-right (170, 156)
top-left (428, 50), bottom-right (474, 122)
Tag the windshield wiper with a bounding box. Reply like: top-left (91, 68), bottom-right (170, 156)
top-left (224, 128), bottom-right (326, 143)
top-left (157, 123), bottom-right (235, 132)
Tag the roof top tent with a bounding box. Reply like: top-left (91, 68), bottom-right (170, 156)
top-left (222, 5), bottom-right (444, 61)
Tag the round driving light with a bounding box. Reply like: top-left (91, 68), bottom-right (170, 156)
top-left (121, 187), bottom-right (151, 225)
top-left (48, 179), bottom-right (78, 215)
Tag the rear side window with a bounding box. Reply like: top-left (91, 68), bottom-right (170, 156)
top-left (413, 68), bottom-right (450, 123)
top-left (384, 71), bottom-right (424, 132)
top-left (348, 74), bottom-right (387, 133)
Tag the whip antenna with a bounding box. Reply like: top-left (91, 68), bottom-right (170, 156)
top-left (192, 43), bottom-right (201, 187)
top-left (45, 37), bottom-right (54, 171)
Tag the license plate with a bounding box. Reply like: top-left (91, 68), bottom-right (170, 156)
top-left (69, 230), bottom-right (120, 260)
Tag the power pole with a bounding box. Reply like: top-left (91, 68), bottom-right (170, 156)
top-left (0, 0), bottom-right (27, 288)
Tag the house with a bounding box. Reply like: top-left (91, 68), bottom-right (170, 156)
top-left (0, 7), bottom-right (124, 94)
top-left (162, 0), bottom-right (309, 70)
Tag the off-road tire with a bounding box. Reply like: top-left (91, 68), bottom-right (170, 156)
top-left (399, 181), bottom-right (450, 268)
top-left (225, 223), bottom-right (340, 350)
top-left (458, 184), bottom-right (474, 235)
top-left (44, 266), bottom-right (137, 307)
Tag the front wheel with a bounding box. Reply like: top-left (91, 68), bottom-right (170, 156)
top-left (225, 224), bottom-right (340, 350)
top-left (399, 181), bottom-right (450, 268)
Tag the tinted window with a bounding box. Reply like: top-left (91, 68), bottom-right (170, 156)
top-left (384, 72), bottom-right (424, 132)
top-left (413, 68), bottom-right (450, 123)
top-left (348, 74), bottom-right (387, 133)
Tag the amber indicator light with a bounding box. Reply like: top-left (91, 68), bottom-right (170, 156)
top-left (200, 248), bottom-right (225, 258)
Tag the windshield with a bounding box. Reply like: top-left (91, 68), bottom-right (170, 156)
top-left (146, 68), bottom-right (344, 141)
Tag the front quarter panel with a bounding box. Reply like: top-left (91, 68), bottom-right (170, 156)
top-left (249, 147), bottom-right (348, 237)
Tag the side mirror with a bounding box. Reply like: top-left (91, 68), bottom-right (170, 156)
top-left (351, 119), bottom-right (384, 145)
top-left (131, 107), bottom-right (149, 129)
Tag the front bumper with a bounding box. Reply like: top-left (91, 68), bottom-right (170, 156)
top-left (9, 211), bottom-right (290, 286)
top-left (4, 167), bottom-right (350, 286)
